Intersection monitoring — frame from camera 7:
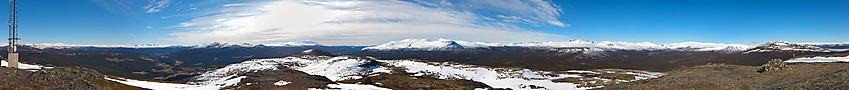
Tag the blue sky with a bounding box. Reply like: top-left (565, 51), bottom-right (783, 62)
top-left (4, 0), bottom-right (848, 45)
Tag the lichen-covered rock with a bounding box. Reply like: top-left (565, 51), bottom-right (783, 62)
top-left (758, 59), bottom-right (789, 72)
top-left (0, 67), bottom-right (115, 90)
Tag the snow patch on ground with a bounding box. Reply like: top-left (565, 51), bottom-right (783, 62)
top-left (827, 49), bottom-right (849, 52)
top-left (378, 60), bottom-right (663, 89)
top-left (1, 60), bottom-right (54, 70)
top-left (283, 56), bottom-right (388, 81)
top-left (273, 81), bottom-right (291, 86)
top-left (785, 56), bottom-right (849, 63)
top-left (309, 83), bottom-right (392, 90)
top-left (105, 76), bottom-right (241, 90)
top-left (191, 56), bottom-right (390, 82)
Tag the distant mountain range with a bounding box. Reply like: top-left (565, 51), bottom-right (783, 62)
top-left (363, 39), bottom-right (756, 52)
top-left (16, 40), bottom-right (321, 49)
top-left (800, 42), bottom-right (849, 49)
top-left (355, 39), bottom-right (845, 71)
top-left (18, 39), bottom-right (849, 52)
top-left (4, 39), bottom-right (847, 80)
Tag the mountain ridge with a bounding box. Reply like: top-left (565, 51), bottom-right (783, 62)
top-left (743, 41), bottom-right (832, 53)
top-left (364, 38), bottom-right (757, 52)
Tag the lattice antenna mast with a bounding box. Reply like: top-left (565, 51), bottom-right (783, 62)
top-left (8, 0), bottom-right (17, 53)
top-left (6, 0), bottom-right (18, 68)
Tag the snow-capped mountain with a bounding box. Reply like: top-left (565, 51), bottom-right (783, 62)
top-left (661, 42), bottom-right (754, 52)
top-left (10, 41), bottom-right (321, 50)
top-left (362, 38), bottom-right (502, 50)
top-left (170, 49), bottom-right (664, 90)
top-left (364, 39), bottom-right (754, 52)
top-left (17, 43), bottom-right (186, 49)
top-left (799, 42), bottom-right (849, 52)
top-left (194, 42), bottom-right (257, 48)
top-left (743, 41), bottom-right (831, 53)
top-left (799, 42), bottom-right (849, 48)
top-left (193, 41), bottom-right (320, 49)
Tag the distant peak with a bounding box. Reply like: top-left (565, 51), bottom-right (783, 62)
top-left (362, 38), bottom-right (499, 51)
top-left (763, 41), bottom-right (791, 46)
top-left (744, 41), bottom-right (830, 53)
top-left (302, 49), bottom-right (315, 53)
top-left (288, 49), bottom-right (335, 57)
top-left (567, 39), bottom-right (596, 43)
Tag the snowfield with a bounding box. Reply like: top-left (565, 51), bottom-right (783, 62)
top-left (169, 55), bottom-right (663, 90)
top-left (180, 56), bottom-right (391, 89)
top-left (380, 60), bottom-right (590, 89)
top-left (784, 56), bottom-right (849, 63)
top-left (105, 77), bottom-right (229, 90)
top-left (827, 49), bottom-right (849, 52)
top-left (105, 54), bottom-right (664, 90)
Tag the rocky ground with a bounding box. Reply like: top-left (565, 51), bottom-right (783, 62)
top-left (600, 62), bottom-right (849, 89)
top-left (0, 66), bottom-right (145, 90)
top-left (222, 67), bottom-right (336, 90)
top-left (337, 74), bottom-right (491, 90)
top-left (221, 65), bottom-right (493, 90)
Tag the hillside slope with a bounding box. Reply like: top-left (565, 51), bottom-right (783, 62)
top-left (0, 61), bottom-right (145, 90)
top-left (141, 50), bottom-right (666, 90)
top-left (600, 63), bottom-right (849, 89)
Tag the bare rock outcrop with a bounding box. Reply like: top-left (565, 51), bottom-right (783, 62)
top-left (758, 59), bottom-right (789, 72)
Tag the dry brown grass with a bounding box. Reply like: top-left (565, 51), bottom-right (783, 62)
top-left (600, 63), bottom-right (849, 90)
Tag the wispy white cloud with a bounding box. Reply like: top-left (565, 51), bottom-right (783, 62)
top-left (411, 0), bottom-right (567, 27)
top-left (90, 0), bottom-right (137, 15)
top-left (143, 0), bottom-right (171, 13)
top-left (168, 0), bottom-right (566, 45)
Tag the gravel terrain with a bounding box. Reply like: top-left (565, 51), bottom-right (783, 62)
top-left (0, 66), bottom-right (144, 90)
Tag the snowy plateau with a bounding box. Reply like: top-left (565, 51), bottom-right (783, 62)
top-left (107, 54), bottom-right (664, 90)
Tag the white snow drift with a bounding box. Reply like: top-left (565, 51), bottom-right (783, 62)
top-left (1, 60), bottom-right (54, 70)
top-left (784, 55), bottom-right (849, 63)
top-left (105, 77), bottom-right (233, 90)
